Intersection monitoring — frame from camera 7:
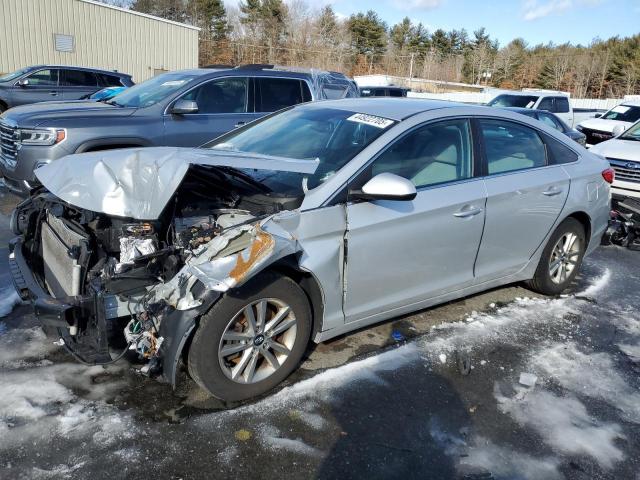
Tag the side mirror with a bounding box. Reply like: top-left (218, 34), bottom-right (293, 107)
top-left (594, 113), bottom-right (602, 118)
top-left (350, 173), bottom-right (417, 202)
top-left (17, 78), bottom-right (29, 87)
top-left (171, 99), bottom-right (198, 115)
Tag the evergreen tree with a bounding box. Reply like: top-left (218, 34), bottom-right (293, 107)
top-left (347, 10), bottom-right (387, 62)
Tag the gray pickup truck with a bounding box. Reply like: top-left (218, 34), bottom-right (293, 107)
top-left (0, 64), bottom-right (358, 195)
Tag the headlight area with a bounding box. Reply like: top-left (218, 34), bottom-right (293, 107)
top-left (18, 127), bottom-right (66, 146)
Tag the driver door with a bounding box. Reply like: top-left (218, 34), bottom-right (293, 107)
top-left (343, 119), bottom-right (487, 323)
top-left (163, 77), bottom-right (259, 147)
top-left (11, 68), bottom-right (62, 106)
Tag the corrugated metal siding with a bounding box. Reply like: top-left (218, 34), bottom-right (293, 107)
top-left (0, 0), bottom-right (199, 82)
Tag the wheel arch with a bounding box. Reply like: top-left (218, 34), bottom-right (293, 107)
top-left (75, 137), bottom-right (152, 153)
top-left (565, 210), bottom-right (592, 247)
top-left (266, 255), bottom-right (325, 344)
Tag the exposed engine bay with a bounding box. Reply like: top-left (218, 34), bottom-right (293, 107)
top-left (11, 162), bottom-right (305, 382)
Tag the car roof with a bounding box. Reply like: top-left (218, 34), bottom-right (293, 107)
top-left (27, 65), bottom-right (131, 77)
top-left (301, 98), bottom-right (464, 121)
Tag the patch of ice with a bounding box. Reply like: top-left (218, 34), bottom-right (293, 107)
top-left (296, 410), bottom-right (327, 430)
top-left (0, 286), bottom-right (21, 318)
top-left (529, 342), bottom-right (640, 423)
top-left (29, 462), bottom-right (86, 480)
top-left (439, 353), bottom-right (447, 364)
top-left (458, 437), bottom-right (562, 480)
top-left (257, 424), bottom-right (322, 457)
top-left (496, 387), bottom-right (625, 468)
top-left (618, 343), bottom-right (640, 363)
top-left (579, 268), bottom-right (611, 297)
top-left (519, 372), bottom-right (537, 388)
top-left (0, 327), bottom-right (59, 369)
top-left (217, 445), bottom-right (239, 465)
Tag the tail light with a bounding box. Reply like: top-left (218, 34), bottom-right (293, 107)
top-left (602, 168), bottom-right (615, 184)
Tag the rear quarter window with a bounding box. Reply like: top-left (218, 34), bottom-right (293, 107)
top-left (542, 132), bottom-right (579, 164)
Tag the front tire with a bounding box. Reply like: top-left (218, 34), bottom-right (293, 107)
top-left (188, 272), bottom-right (311, 402)
top-left (527, 217), bottom-right (586, 295)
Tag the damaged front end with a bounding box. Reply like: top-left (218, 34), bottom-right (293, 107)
top-left (9, 148), bottom-right (313, 385)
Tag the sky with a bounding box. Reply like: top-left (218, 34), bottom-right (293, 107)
top-left (227, 0), bottom-right (640, 48)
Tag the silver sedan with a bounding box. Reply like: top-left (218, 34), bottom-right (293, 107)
top-left (13, 99), bottom-right (613, 401)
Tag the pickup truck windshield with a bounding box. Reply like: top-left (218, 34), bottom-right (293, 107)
top-left (108, 73), bottom-right (194, 108)
top-left (602, 105), bottom-right (640, 123)
top-left (0, 68), bottom-right (33, 83)
top-left (488, 94), bottom-right (539, 108)
top-left (207, 106), bottom-right (395, 191)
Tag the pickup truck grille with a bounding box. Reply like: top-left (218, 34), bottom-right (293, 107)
top-left (0, 119), bottom-right (19, 169)
top-left (608, 158), bottom-right (640, 184)
top-left (581, 127), bottom-right (612, 145)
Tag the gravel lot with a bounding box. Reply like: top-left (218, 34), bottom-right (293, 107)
top-left (0, 187), bottom-right (638, 480)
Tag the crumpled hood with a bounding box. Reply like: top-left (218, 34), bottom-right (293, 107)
top-left (578, 118), bottom-right (633, 133)
top-left (590, 138), bottom-right (640, 162)
top-left (0, 101), bottom-right (136, 128)
top-left (35, 147), bottom-right (319, 220)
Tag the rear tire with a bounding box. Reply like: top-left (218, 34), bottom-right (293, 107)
top-left (527, 217), bottom-right (586, 295)
top-left (188, 272), bottom-right (311, 401)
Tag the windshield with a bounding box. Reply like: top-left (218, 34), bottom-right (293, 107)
top-left (0, 67), bottom-right (33, 83)
top-left (207, 106), bottom-right (396, 193)
top-left (108, 73), bottom-right (194, 108)
top-left (621, 121), bottom-right (640, 141)
top-left (488, 94), bottom-right (539, 108)
top-left (601, 105), bottom-right (640, 123)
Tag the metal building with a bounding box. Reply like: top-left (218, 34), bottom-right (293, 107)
top-left (0, 0), bottom-right (199, 83)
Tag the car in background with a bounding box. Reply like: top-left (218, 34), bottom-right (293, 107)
top-left (590, 120), bottom-right (640, 200)
top-left (0, 65), bottom-right (134, 112)
top-left (359, 86), bottom-right (409, 97)
top-left (576, 101), bottom-right (640, 147)
top-left (0, 64), bottom-right (358, 195)
top-left (80, 86), bottom-right (127, 101)
top-left (487, 90), bottom-right (574, 126)
top-left (10, 99), bottom-right (611, 401)
top-left (503, 107), bottom-right (586, 146)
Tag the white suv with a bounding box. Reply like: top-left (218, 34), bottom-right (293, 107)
top-left (590, 120), bottom-right (640, 200)
top-left (577, 101), bottom-right (640, 147)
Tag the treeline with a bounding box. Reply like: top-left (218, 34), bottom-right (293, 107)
top-left (107, 0), bottom-right (640, 98)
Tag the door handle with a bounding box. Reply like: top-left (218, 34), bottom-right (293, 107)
top-left (542, 187), bottom-right (563, 196)
top-left (234, 121), bottom-right (246, 128)
top-left (453, 206), bottom-right (483, 218)
top-left (49, 91), bottom-right (58, 96)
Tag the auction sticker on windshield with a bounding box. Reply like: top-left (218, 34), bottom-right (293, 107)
top-left (347, 113), bottom-right (394, 129)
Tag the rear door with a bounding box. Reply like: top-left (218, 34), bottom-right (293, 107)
top-left (61, 69), bottom-right (100, 100)
top-left (163, 76), bottom-right (256, 147)
top-left (474, 118), bottom-right (570, 280)
top-left (344, 118), bottom-right (487, 322)
top-left (11, 68), bottom-right (62, 105)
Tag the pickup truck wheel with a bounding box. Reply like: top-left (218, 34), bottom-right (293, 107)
top-left (188, 272), bottom-right (311, 401)
top-left (527, 218), bottom-right (586, 295)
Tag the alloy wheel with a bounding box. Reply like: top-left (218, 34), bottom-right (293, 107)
top-left (218, 298), bottom-right (297, 384)
top-left (548, 232), bottom-right (581, 285)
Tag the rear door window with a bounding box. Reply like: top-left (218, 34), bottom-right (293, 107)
top-left (554, 97), bottom-right (570, 113)
top-left (183, 77), bottom-right (248, 114)
top-left (257, 78), bottom-right (310, 112)
top-left (479, 119), bottom-right (547, 174)
top-left (537, 97), bottom-right (554, 111)
top-left (62, 69), bottom-right (98, 87)
top-left (25, 69), bottom-right (59, 86)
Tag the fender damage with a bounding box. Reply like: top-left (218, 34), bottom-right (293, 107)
top-left (10, 147), bottom-right (313, 386)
